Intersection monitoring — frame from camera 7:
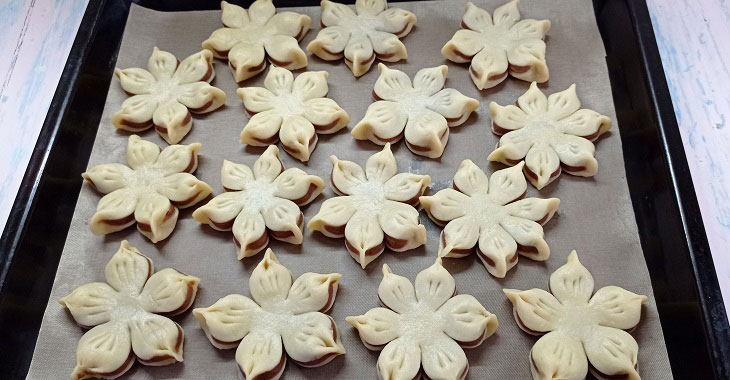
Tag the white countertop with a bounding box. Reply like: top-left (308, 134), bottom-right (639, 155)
top-left (1, 0), bottom-right (728, 313)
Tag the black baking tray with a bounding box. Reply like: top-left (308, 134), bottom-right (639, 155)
top-left (1, 0), bottom-right (728, 378)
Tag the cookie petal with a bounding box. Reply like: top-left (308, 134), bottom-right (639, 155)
top-left (369, 31), bottom-right (407, 62)
top-left (488, 128), bottom-right (534, 165)
top-left (469, 47), bottom-right (509, 90)
top-left (504, 197), bottom-right (560, 224)
top-left (489, 102), bottom-right (527, 133)
top-left (552, 134), bottom-right (598, 177)
top-left (240, 109), bottom-right (284, 146)
top-left (60, 283), bottom-right (116, 328)
top-left (307, 196), bottom-right (357, 237)
top-left (237, 86), bottom-right (277, 113)
top-left (517, 82), bottom-right (548, 114)
top-left (420, 188), bottom-right (470, 224)
top-left (262, 198), bottom-right (303, 244)
top-left (72, 322), bottom-right (133, 380)
top-left (477, 224), bottom-right (518, 277)
top-left (549, 251), bottom-right (594, 304)
top-left (232, 211), bottom-right (268, 259)
top-left (351, 101), bottom-right (407, 144)
top-left (147, 47), bottom-right (177, 80)
top-left (438, 216), bottom-right (479, 258)
top-left (282, 312), bottom-right (345, 366)
top-left (193, 294), bottom-right (259, 349)
top-left (376, 338), bottom-right (421, 380)
top-left (221, 159), bottom-right (254, 191)
top-left (273, 168), bottom-right (325, 205)
top-left (307, 26), bottom-right (351, 60)
top-left (130, 313), bottom-right (184, 365)
top-left (503, 288), bottom-right (562, 334)
top-left (235, 330), bottom-right (286, 380)
top-left (365, 143), bottom-right (397, 183)
top-left (221, 1), bottom-right (249, 28)
top-left (345, 211), bottom-right (385, 268)
top-left (507, 40), bottom-right (549, 83)
top-left (89, 189), bottom-right (138, 235)
top-left (356, 0), bottom-right (386, 15)
top-left (530, 331), bottom-right (588, 380)
top-left (248, 0), bottom-right (275, 24)
top-left (524, 143), bottom-right (560, 190)
top-left (383, 173), bottom-right (430, 204)
top-left (441, 29), bottom-right (484, 63)
top-left (104, 240), bottom-right (151, 294)
top-left (378, 264), bottom-right (416, 312)
top-left (492, 0), bottom-right (520, 28)
top-left (546, 84), bottom-right (580, 120)
top-left (584, 326), bottom-right (641, 380)
top-left (510, 18), bottom-right (551, 40)
top-left (139, 268), bottom-right (200, 316)
top-left (414, 259), bottom-right (455, 310)
top-left (378, 7), bottom-right (417, 36)
top-left (269, 11), bottom-right (311, 38)
top-left (126, 135), bottom-right (160, 169)
top-left (378, 200), bottom-right (426, 252)
top-left (321, 0), bottom-right (356, 26)
top-left (176, 82), bottom-right (226, 114)
top-left (114, 67), bottom-right (155, 95)
top-left (413, 65), bottom-right (447, 96)
top-left (152, 101), bottom-right (191, 144)
top-left (287, 272), bottom-right (341, 314)
top-left (452, 159), bottom-right (489, 196)
top-left (404, 109), bottom-right (450, 158)
top-left (421, 335), bottom-right (469, 380)
top-left (487, 163), bottom-right (527, 205)
top-left (156, 173), bottom-right (212, 209)
top-left (280, 115), bottom-right (317, 162)
top-left (174, 50), bottom-right (215, 84)
top-left (462, 2), bottom-right (492, 31)
top-left (192, 191), bottom-right (243, 229)
top-left (346, 307), bottom-right (400, 349)
top-left (500, 215), bottom-right (548, 261)
top-left (202, 27), bottom-right (245, 58)
top-left (156, 142), bottom-right (201, 174)
top-left (134, 192), bottom-right (178, 243)
top-left (330, 155), bottom-right (366, 195)
top-left (589, 286), bottom-right (647, 330)
top-left (113, 95), bottom-right (158, 132)
top-left (250, 249), bottom-right (293, 305)
top-left (253, 145), bottom-right (284, 182)
top-left (558, 108), bottom-right (612, 141)
top-left (373, 64), bottom-right (412, 100)
top-left (293, 71), bottom-right (329, 100)
top-left (82, 164), bottom-right (131, 194)
top-left (439, 294), bottom-right (498, 348)
top-left (428, 88), bottom-right (479, 127)
top-left (263, 66), bottom-right (294, 95)
top-left (264, 35), bottom-right (308, 70)
top-left (344, 34), bottom-right (375, 77)
top-left (228, 41), bottom-right (266, 82)
top-left (303, 98), bottom-right (349, 134)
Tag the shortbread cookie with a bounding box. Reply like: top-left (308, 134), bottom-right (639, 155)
top-left (307, 0), bottom-right (416, 77)
top-left (442, 1), bottom-right (550, 90)
top-left (351, 64), bottom-right (479, 158)
top-left (194, 249), bottom-right (345, 380)
top-left (489, 82), bottom-right (612, 189)
top-left (237, 67), bottom-right (349, 162)
top-left (347, 259), bottom-right (498, 380)
top-left (193, 146), bottom-right (324, 259)
top-left (82, 135), bottom-right (212, 243)
top-left (60, 241), bottom-right (200, 380)
top-left (113, 47), bottom-right (226, 144)
top-left (504, 251), bottom-right (647, 380)
top-left (308, 144), bottom-right (429, 268)
top-left (203, 0), bottom-right (311, 82)
top-left (420, 160), bottom-right (559, 278)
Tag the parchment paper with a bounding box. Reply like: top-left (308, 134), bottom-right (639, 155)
top-left (27, 1), bottom-right (674, 378)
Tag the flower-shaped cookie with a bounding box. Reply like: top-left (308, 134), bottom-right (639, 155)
top-left (347, 259), bottom-right (498, 380)
top-left (113, 47), bottom-right (226, 144)
top-left (82, 135), bottom-right (212, 243)
top-left (504, 251), bottom-right (647, 380)
top-left (352, 64), bottom-right (479, 158)
top-left (489, 82), bottom-right (612, 189)
top-left (308, 144), bottom-right (430, 268)
top-left (420, 160), bottom-right (559, 278)
top-left (237, 67), bottom-right (349, 162)
top-left (193, 146), bottom-right (324, 259)
top-left (442, 1), bottom-right (550, 90)
top-left (194, 249), bottom-right (345, 380)
top-left (60, 241), bottom-right (200, 380)
top-left (307, 0), bottom-right (417, 77)
top-left (203, 0), bottom-right (311, 82)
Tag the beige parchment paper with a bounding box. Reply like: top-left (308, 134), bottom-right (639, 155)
top-left (27, 1), bottom-right (674, 379)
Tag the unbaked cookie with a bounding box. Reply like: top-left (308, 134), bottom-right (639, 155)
top-left (442, 1), bottom-right (550, 90)
top-left (489, 82), bottom-right (612, 189)
top-left (113, 48), bottom-right (226, 144)
top-left (504, 251), bottom-right (647, 380)
top-left (203, 0), bottom-right (311, 82)
top-left (351, 64), bottom-right (479, 158)
top-left (82, 135), bottom-right (212, 243)
top-left (307, 0), bottom-right (416, 77)
top-left (194, 249), bottom-right (345, 380)
top-left (193, 145), bottom-right (324, 259)
top-left (420, 160), bottom-right (559, 278)
top-left (60, 241), bottom-right (200, 380)
top-left (308, 144), bottom-right (429, 268)
top-left (237, 67), bottom-right (349, 162)
top-left (347, 259), bottom-right (498, 380)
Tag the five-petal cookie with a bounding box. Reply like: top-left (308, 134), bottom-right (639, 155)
top-left (60, 241), bottom-right (200, 380)
top-left (347, 259), bottom-right (498, 380)
top-left (237, 66), bottom-right (350, 162)
top-left (193, 146), bottom-right (324, 259)
top-left (420, 160), bottom-right (559, 278)
top-left (82, 135), bottom-right (212, 243)
top-left (113, 47), bottom-right (226, 144)
top-left (504, 251), bottom-right (647, 380)
top-left (308, 144), bottom-right (430, 268)
top-left (352, 64), bottom-right (479, 158)
top-left (488, 82), bottom-right (612, 189)
top-left (442, 1), bottom-right (551, 90)
top-left (203, 0), bottom-right (311, 82)
top-left (307, 0), bottom-right (417, 77)
top-left (194, 249), bottom-right (345, 380)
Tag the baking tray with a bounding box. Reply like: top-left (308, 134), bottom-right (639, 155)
top-left (0, 0), bottom-right (727, 378)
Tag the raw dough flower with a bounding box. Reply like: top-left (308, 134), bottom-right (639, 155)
top-left (203, 0), bottom-right (311, 82)
top-left (351, 64), bottom-right (479, 158)
top-left (347, 259), bottom-right (498, 380)
top-left (113, 47), bottom-right (226, 144)
top-left (504, 251), bottom-right (647, 380)
top-left (60, 241), bottom-right (200, 380)
top-left (308, 144), bottom-right (430, 268)
top-left (193, 145), bottom-right (324, 259)
top-left (82, 135), bottom-right (212, 243)
top-left (194, 249), bottom-right (345, 380)
top-left (237, 66), bottom-right (349, 162)
top-left (420, 160), bottom-right (559, 278)
top-left (307, 0), bottom-right (416, 77)
top-left (488, 82), bottom-right (612, 189)
top-left (442, 1), bottom-right (550, 90)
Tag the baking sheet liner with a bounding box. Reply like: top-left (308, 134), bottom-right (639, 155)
top-left (27, 1), bottom-right (673, 378)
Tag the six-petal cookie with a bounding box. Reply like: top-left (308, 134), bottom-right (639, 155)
top-left (420, 160), bottom-right (559, 278)
top-left (352, 64), bottom-right (479, 158)
top-left (194, 249), bottom-right (345, 380)
top-left (193, 146), bottom-right (324, 259)
top-left (347, 259), bottom-right (498, 380)
top-left (203, 0), bottom-right (311, 82)
top-left (237, 66), bottom-right (350, 162)
top-left (442, 1), bottom-right (551, 90)
top-left (488, 82), bottom-right (612, 189)
top-left (60, 241), bottom-right (200, 380)
top-left (113, 47), bottom-right (226, 144)
top-left (308, 144), bottom-right (430, 268)
top-left (504, 251), bottom-right (647, 380)
top-left (82, 135), bottom-right (212, 243)
top-left (307, 0), bottom-right (417, 77)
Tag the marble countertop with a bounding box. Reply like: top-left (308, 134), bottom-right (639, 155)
top-left (1, 0), bottom-right (728, 315)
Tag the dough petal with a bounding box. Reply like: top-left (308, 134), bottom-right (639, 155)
top-left (176, 82), bottom-right (226, 114)
top-left (235, 330), bottom-right (286, 380)
top-left (414, 259), bottom-right (455, 310)
top-left (441, 29), bottom-right (484, 63)
top-left (373, 64), bottom-right (412, 101)
top-left (307, 26), bottom-right (351, 60)
top-left (263, 66), bottom-right (294, 95)
top-left (584, 326), bottom-right (641, 380)
top-left (428, 88), bottom-right (479, 126)
top-left (269, 11), bottom-right (311, 38)
top-left (115, 67), bottom-right (155, 95)
top-left (355, 0), bottom-right (386, 15)
top-left (113, 95), bottom-right (158, 131)
top-left (488, 128), bottom-right (533, 165)
top-left (487, 163), bottom-right (527, 205)
top-left (129, 313), bottom-right (184, 364)
top-left (345, 307), bottom-right (400, 348)
top-left (558, 108), bottom-right (612, 141)
top-left (470, 47), bottom-right (509, 90)
top-left (383, 173), bottom-right (430, 203)
top-left (452, 159), bottom-right (489, 196)
top-left (232, 210), bottom-right (268, 259)
top-left (273, 168), bottom-right (325, 205)
top-left (344, 34), bottom-right (375, 77)
top-left (156, 142), bottom-right (200, 175)
top-left (89, 189), bottom-right (138, 235)
top-left (547, 84), bottom-right (580, 120)
top-left (377, 338), bottom-right (421, 380)
top-left (104, 240), bottom-right (151, 294)
top-left (507, 39), bottom-right (548, 83)
top-left (126, 134), bottom-right (160, 169)
top-left (552, 134), bottom-right (598, 176)
top-left (307, 196), bottom-right (357, 237)
top-left (530, 331), bottom-right (588, 380)
top-left (173, 50), bottom-right (215, 85)
top-left (413, 65), bottom-right (447, 96)
top-left (500, 215), bottom-right (548, 261)
top-left (82, 164), bottom-right (131, 194)
top-left (147, 47), bottom-right (177, 80)
top-left (589, 286), bottom-right (647, 330)
top-left (439, 294), bottom-right (498, 347)
top-left (489, 102), bottom-right (527, 133)
top-left (303, 97), bottom-right (349, 134)
top-left (420, 188), bottom-right (470, 223)
top-left (249, 249), bottom-right (293, 305)
top-left (462, 2), bottom-right (493, 31)
top-left (321, 0), bottom-right (356, 26)
top-left (282, 312), bottom-right (345, 365)
top-left (228, 41), bottom-right (266, 82)
top-left (439, 216), bottom-right (480, 258)
top-left (280, 115), bottom-right (317, 162)
top-left (492, 0), bottom-right (520, 28)
top-left (134, 192), bottom-right (178, 243)
top-left (264, 35), bottom-right (308, 70)
top-left (377, 7), bottom-right (416, 36)
top-left (365, 143), bottom-right (398, 183)
top-left (421, 335), bottom-right (469, 380)
top-left (548, 251), bottom-right (595, 304)
top-left (152, 101), bottom-right (191, 144)
top-left (517, 82), bottom-right (548, 114)
top-left (477, 224), bottom-right (518, 277)
top-left (221, 1), bottom-right (249, 28)
top-left (237, 86), bottom-right (276, 114)
top-left (524, 143), bottom-right (560, 190)
top-left (248, 0), bottom-right (275, 24)
top-left (378, 264), bottom-right (416, 313)
top-left (378, 200), bottom-right (426, 252)
top-left (292, 71), bottom-right (329, 101)
top-left (220, 159), bottom-right (254, 191)
top-left (192, 191), bottom-right (243, 228)
top-left (193, 294), bottom-right (259, 349)
top-left (72, 322), bottom-right (133, 380)
top-left (202, 27), bottom-right (245, 57)
top-left (351, 101), bottom-right (407, 144)
top-left (404, 110), bottom-right (449, 158)
top-left (253, 145), bottom-right (284, 182)
top-left (504, 197), bottom-right (560, 224)
top-left (510, 18), bottom-right (550, 40)
top-left (156, 172), bottom-right (211, 208)
top-left (503, 288), bottom-right (561, 334)
top-left (330, 156), bottom-right (367, 195)
top-left (240, 109), bottom-right (284, 146)
top-left (60, 283), bottom-right (116, 328)
top-left (344, 211), bottom-right (385, 268)
top-left (369, 30), bottom-right (407, 62)
top-left (287, 272), bottom-right (341, 314)
top-left (262, 198), bottom-right (303, 244)
top-left (139, 268), bottom-right (200, 316)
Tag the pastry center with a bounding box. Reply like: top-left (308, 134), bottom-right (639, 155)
top-left (230, 25), bottom-right (276, 44)
top-left (476, 24), bottom-right (517, 51)
top-left (520, 113), bottom-right (562, 141)
top-left (333, 14), bottom-right (384, 36)
top-left (556, 304), bottom-right (599, 340)
top-left (390, 91), bottom-right (432, 118)
top-left (239, 179), bottom-right (277, 211)
top-left (112, 292), bottom-right (147, 321)
top-left (149, 77), bottom-right (180, 103)
top-left (349, 181), bottom-right (387, 214)
top-left (398, 303), bottom-right (443, 343)
top-left (126, 165), bottom-right (166, 192)
top-left (272, 93), bottom-right (306, 118)
top-left (465, 193), bottom-right (508, 221)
